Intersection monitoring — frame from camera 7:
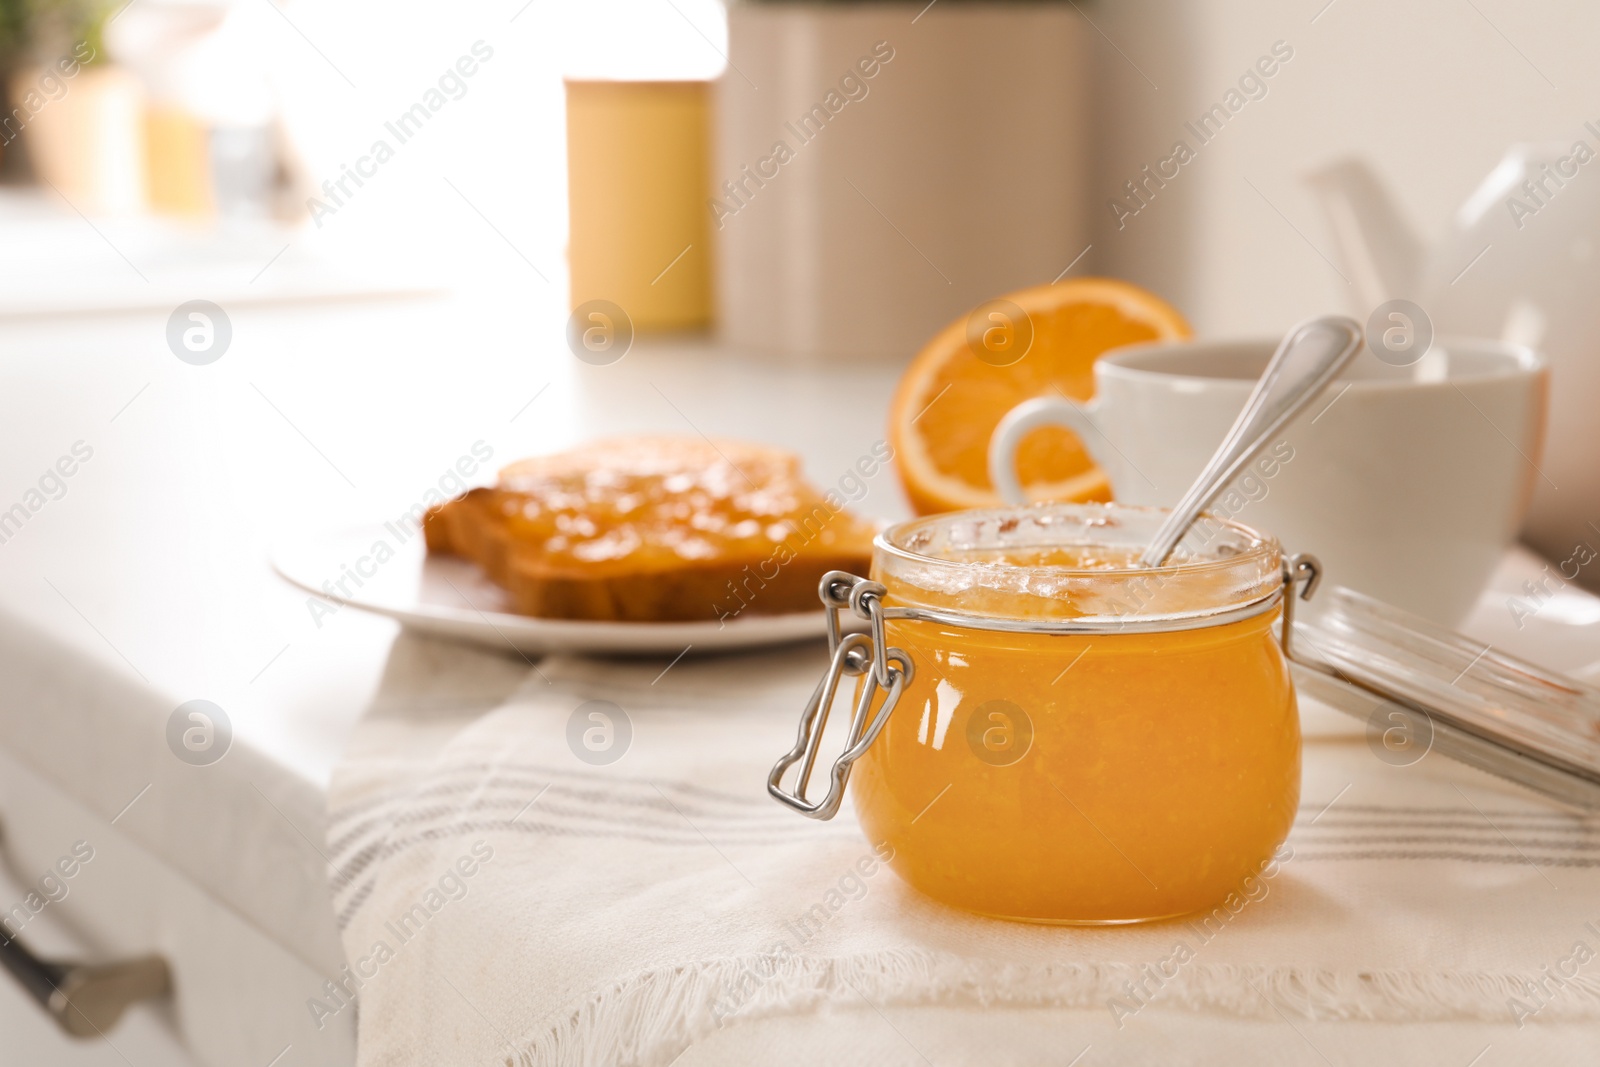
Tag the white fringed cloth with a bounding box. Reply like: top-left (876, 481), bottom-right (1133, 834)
top-left (321, 632), bottom-right (1600, 1066)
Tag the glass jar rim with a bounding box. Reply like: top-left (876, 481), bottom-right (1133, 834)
top-left (873, 502), bottom-right (1284, 629)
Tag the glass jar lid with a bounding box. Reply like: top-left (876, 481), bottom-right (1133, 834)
top-left (1293, 586), bottom-right (1600, 810)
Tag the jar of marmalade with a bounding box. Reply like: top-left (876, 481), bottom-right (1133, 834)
top-left (769, 503), bottom-right (1306, 924)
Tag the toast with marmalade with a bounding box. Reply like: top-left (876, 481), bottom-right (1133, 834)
top-left (423, 436), bottom-right (877, 622)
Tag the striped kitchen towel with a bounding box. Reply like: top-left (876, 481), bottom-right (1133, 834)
top-left (321, 631), bottom-right (1600, 1066)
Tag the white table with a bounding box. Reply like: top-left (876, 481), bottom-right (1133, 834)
top-left (2, 290), bottom-right (1597, 1065)
top-left (0, 289), bottom-right (908, 1064)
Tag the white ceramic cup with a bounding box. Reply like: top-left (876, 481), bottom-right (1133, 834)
top-left (989, 337), bottom-right (1548, 625)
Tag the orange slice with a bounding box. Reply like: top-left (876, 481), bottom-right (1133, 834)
top-left (889, 278), bottom-right (1191, 515)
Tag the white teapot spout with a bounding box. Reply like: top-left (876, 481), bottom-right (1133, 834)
top-left (1304, 158), bottom-right (1426, 312)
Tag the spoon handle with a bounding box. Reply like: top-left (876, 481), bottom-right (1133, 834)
top-left (1139, 315), bottom-right (1363, 568)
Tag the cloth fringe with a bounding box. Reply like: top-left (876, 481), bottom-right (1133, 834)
top-left (509, 950), bottom-right (1600, 1067)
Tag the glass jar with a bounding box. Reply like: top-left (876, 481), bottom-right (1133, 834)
top-left (770, 502), bottom-right (1301, 925)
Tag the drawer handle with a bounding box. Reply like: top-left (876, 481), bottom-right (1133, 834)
top-left (0, 932), bottom-right (170, 1038)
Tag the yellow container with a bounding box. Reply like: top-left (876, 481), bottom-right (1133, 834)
top-left (144, 106), bottom-right (212, 217)
top-left (565, 79), bottom-right (712, 331)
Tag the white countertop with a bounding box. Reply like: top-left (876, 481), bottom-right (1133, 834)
top-left (0, 289), bottom-right (907, 971)
top-left (4, 288), bottom-right (1599, 981)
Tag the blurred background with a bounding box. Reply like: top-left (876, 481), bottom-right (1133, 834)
top-left (1, 0), bottom-right (1594, 333)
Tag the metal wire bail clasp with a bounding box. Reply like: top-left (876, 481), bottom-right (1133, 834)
top-left (767, 571), bottom-right (914, 820)
top-left (1280, 552), bottom-right (1321, 661)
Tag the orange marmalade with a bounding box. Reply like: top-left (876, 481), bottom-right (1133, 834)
top-left (848, 504), bottom-right (1299, 924)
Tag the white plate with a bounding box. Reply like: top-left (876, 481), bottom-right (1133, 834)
top-left (271, 524), bottom-right (840, 656)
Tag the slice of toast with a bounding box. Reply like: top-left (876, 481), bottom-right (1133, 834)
top-left (424, 436), bottom-right (876, 622)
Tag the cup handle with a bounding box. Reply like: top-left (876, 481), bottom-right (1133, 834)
top-left (988, 396), bottom-right (1104, 505)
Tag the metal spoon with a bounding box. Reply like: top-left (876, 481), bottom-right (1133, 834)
top-left (1139, 315), bottom-right (1363, 567)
